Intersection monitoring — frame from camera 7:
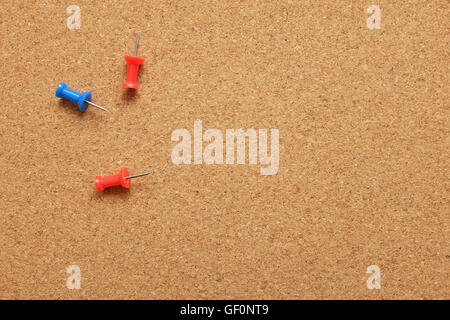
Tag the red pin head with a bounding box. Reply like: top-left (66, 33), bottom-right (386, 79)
top-left (122, 33), bottom-right (145, 89)
top-left (95, 167), bottom-right (130, 192)
top-left (122, 56), bottom-right (145, 89)
top-left (94, 168), bottom-right (151, 192)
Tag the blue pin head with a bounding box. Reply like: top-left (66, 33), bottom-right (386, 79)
top-left (55, 82), bottom-right (68, 98)
top-left (56, 82), bottom-right (92, 112)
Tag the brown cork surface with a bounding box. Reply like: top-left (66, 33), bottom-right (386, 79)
top-left (0, 0), bottom-right (448, 299)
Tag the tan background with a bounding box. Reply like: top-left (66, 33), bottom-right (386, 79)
top-left (0, 0), bottom-right (448, 299)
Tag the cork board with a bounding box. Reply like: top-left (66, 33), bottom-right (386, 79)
top-left (0, 0), bottom-right (448, 299)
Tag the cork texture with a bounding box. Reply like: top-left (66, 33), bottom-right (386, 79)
top-left (0, 0), bottom-right (448, 299)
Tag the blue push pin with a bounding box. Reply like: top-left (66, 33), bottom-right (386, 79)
top-left (56, 83), bottom-right (108, 112)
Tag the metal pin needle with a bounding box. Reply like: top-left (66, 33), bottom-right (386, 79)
top-left (85, 100), bottom-right (109, 112)
top-left (134, 33), bottom-right (140, 57)
top-left (124, 172), bottom-right (151, 180)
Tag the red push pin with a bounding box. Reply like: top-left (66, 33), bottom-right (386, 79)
top-left (122, 33), bottom-right (145, 89)
top-left (94, 167), bottom-right (151, 192)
